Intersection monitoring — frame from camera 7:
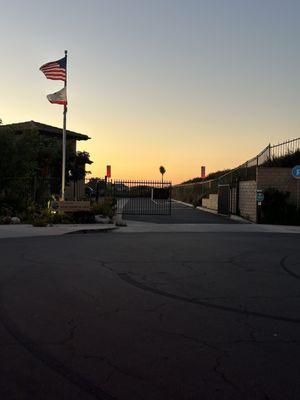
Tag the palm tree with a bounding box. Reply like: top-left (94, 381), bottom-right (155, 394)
top-left (159, 165), bottom-right (166, 185)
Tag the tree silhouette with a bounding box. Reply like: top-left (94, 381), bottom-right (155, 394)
top-left (159, 165), bottom-right (166, 185)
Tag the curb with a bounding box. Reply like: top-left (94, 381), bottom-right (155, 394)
top-left (0, 224), bottom-right (118, 239)
top-left (65, 226), bottom-right (118, 235)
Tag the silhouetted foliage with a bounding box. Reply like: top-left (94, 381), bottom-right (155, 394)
top-left (69, 151), bottom-right (93, 182)
top-left (260, 188), bottom-right (300, 225)
top-left (181, 169), bottom-right (231, 184)
top-left (263, 150), bottom-right (300, 167)
top-left (0, 129), bottom-right (92, 211)
top-left (159, 166), bottom-right (166, 183)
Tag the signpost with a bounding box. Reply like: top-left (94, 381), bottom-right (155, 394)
top-left (256, 190), bottom-right (264, 222)
top-left (292, 165), bottom-right (300, 209)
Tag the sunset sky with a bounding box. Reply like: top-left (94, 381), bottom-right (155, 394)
top-left (1, 0), bottom-right (300, 183)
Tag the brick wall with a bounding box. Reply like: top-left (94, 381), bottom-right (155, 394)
top-left (202, 194), bottom-right (218, 211)
top-left (239, 180), bottom-right (257, 222)
top-left (257, 167), bottom-right (299, 204)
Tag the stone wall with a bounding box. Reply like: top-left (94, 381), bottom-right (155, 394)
top-left (202, 194), bottom-right (218, 211)
top-left (257, 167), bottom-right (299, 204)
top-left (238, 180), bottom-right (257, 222)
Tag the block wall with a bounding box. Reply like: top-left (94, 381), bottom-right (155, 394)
top-left (257, 167), bottom-right (299, 205)
top-left (238, 180), bottom-right (257, 222)
top-left (202, 194), bottom-right (218, 211)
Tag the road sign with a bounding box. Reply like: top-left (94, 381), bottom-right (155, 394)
top-left (292, 165), bottom-right (300, 179)
top-left (256, 191), bottom-right (264, 202)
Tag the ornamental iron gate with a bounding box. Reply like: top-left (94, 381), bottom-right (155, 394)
top-left (96, 179), bottom-right (172, 215)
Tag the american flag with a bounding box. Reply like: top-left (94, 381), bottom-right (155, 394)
top-left (40, 56), bottom-right (67, 81)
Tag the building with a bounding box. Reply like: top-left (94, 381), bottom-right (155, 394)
top-left (0, 120), bottom-right (90, 150)
top-left (0, 120), bottom-right (91, 201)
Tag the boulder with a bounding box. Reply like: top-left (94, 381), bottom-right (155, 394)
top-left (115, 215), bottom-right (127, 227)
top-left (11, 217), bottom-right (21, 224)
top-left (2, 216), bottom-right (11, 225)
top-left (95, 215), bottom-right (110, 224)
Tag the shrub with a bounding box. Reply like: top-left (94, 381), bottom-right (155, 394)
top-left (32, 217), bottom-right (48, 227)
top-left (24, 197), bottom-right (117, 226)
top-left (92, 197), bottom-right (116, 219)
top-left (260, 188), bottom-right (300, 225)
top-left (0, 206), bottom-right (13, 223)
top-left (260, 188), bottom-right (289, 224)
top-left (51, 211), bottom-right (74, 224)
top-left (72, 211), bottom-right (95, 224)
top-left (263, 150), bottom-right (300, 167)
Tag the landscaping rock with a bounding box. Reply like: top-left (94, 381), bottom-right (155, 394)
top-left (95, 215), bottom-right (110, 224)
top-left (11, 217), bottom-right (21, 224)
top-left (2, 216), bottom-right (11, 225)
top-left (115, 215), bottom-right (127, 227)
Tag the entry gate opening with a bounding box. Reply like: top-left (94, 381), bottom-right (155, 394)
top-left (97, 179), bottom-right (172, 215)
top-left (218, 184), bottom-right (230, 215)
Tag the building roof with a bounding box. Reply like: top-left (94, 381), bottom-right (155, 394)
top-left (0, 120), bottom-right (90, 141)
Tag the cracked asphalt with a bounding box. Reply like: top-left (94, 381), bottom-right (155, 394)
top-left (0, 231), bottom-right (300, 399)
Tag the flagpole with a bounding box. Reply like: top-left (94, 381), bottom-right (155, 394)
top-left (61, 50), bottom-right (68, 200)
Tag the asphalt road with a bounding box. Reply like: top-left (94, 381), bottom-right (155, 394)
top-left (1, 231), bottom-right (300, 400)
top-left (124, 200), bottom-right (240, 224)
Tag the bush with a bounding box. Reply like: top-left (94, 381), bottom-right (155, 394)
top-left (260, 188), bottom-right (300, 225)
top-left (31, 207), bottom-right (52, 227)
top-left (72, 211), bottom-right (95, 224)
top-left (32, 217), bottom-right (48, 227)
top-left (7, 197), bottom-right (118, 226)
top-left (51, 211), bottom-right (74, 224)
top-left (264, 150), bottom-right (300, 167)
top-left (92, 197), bottom-right (116, 219)
top-left (285, 204), bottom-right (300, 225)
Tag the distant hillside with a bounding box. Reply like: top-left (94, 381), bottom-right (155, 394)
top-left (181, 169), bottom-right (231, 184)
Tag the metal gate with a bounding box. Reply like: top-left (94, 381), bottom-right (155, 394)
top-left (218, 184), bottom-right (230, 215)
top-left (97, 179), bottom-right (172, 215)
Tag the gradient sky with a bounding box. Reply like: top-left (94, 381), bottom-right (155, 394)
top-left (1, 0), bottom-right (300, 183)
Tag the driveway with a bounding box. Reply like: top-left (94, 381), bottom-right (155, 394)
top-left (124, 200), bottom-right (241, 224)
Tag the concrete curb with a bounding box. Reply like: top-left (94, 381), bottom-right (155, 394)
top-left (171, 199), bottom-right (194, 208)
top-left (66, 226), bottom-right (118, 235)
top-left (116, 221), bottom-right (300, 234)
top-left (0, 224), bottom-right (117, 239)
